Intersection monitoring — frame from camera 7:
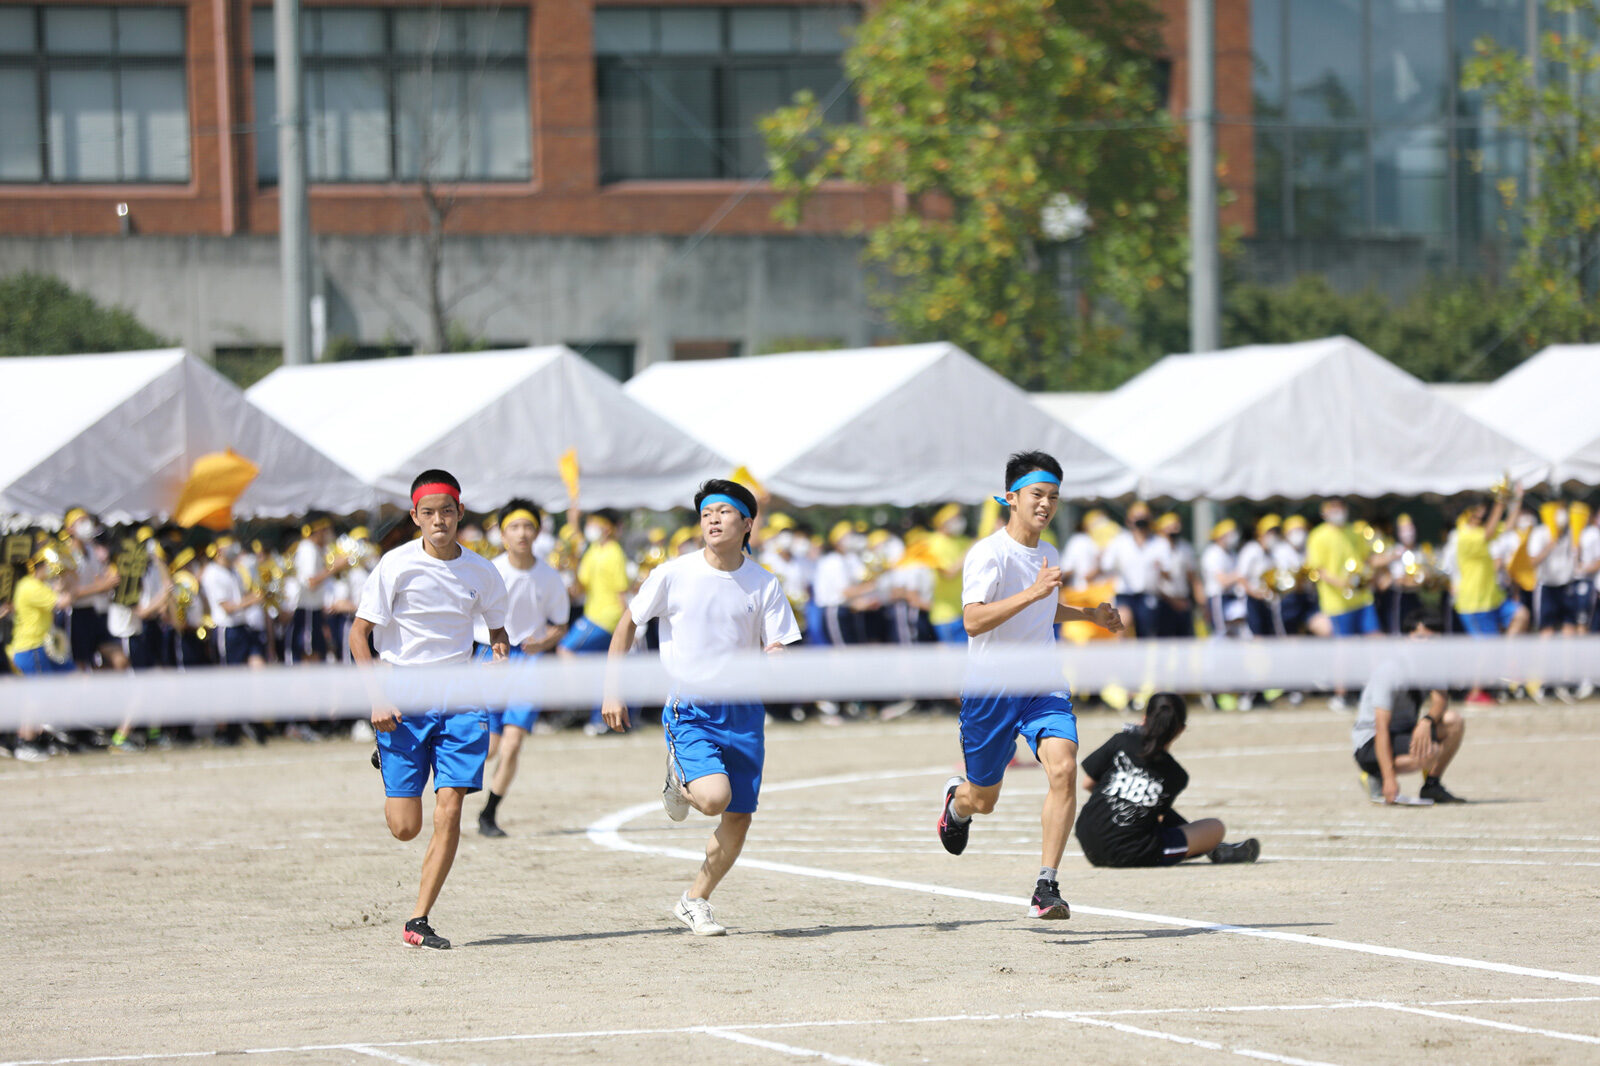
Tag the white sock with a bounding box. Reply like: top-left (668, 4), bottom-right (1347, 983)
top-left (946, 795), bottom-right (971, 824)
top-left (1039, 866), bottom-right (1057, 883)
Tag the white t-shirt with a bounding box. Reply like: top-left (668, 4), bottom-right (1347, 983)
top-left (1159, 538), bottom-right (1198, 599)
top-left (108, 559), bottom-right (165, 639)
top-left (73, 542), bottom-right (112, 612)
top-left (201, 561), bottom-right (248, 628)
top-left (289, 539), bottom-right (329, 612)
top-left (1100, 532), bottom-right (1164, 595)
top-left (1061, 532), bottom-right (1100, 589)
top-left (1527, 526), bottom-right (1575, 586)
top-left (1199, 543), bottom-right (1237, 599)
top-left (474, 554), bottom-right (568, 645)
top-left (1270, 539), bottom-right (1305, 576)
top-left (811, 551), bottom-right (865, 609)
top-left (628, 550), bottom-right (801, 692)
top-left (1579, 526), bottom-right (1600, 576)
top-left (962, 527), bottom-right (1058, 653)
top-left (1237, 539), bottom-right (1271, 592)
top-left (356, 541), bottom-right (509, 666)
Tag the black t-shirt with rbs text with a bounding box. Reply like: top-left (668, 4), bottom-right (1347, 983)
top-left (1075, 730), bottom-right (1190, 867)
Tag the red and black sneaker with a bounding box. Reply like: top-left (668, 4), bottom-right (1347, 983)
top-left (1029, 879), bottom-right (1070, 920)
top-left (402, 916), bottom-right (450, 949)
top-left (937, 775), bottom-right (970, 856)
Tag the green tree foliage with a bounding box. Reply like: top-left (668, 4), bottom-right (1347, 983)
top-left (0, 271), bottom-right (168, 356)
top-left (761, 0), bottom-right (1186, 389)
top-left (1463, 0), bottom-right (1600, 344)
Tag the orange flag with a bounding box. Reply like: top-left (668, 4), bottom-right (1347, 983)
top-left (559, 448), bottom-right (581, 500)
top-left (174, 449), bottom-right (258, 530)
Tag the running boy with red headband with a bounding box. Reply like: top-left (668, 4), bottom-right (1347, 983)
top-left (349, 469), bottom-right (511, 950)
top-left (599, 479), bottom-right (802, 936)
top-left (936, 451), bottom-right (1123, 920)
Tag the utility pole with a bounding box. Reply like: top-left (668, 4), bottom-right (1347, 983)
top-left (1188, 0), bottom-right (1219, 355)
top-left (275, 0), bottom-right (312, 365)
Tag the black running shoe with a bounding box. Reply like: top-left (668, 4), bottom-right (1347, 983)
top-left (402, 917), bottom-right (450, 949)
top-left (478, 812), bottom-right (507, 838)
top-left (1419, 780), bottom-right (1466, 804)
top-left (937, 775), bottom-right (969, 856)
top-left (1029, 879), bottom-right (1070, 920)
top-left (370, 746), bottom-right (381, 771)
top-left (1208, 838), bottom-right (1261, 864)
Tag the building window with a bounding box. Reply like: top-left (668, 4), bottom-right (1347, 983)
top-left (568, 341), bottom-right (637, 381)
top-left (251, 6), bottom-right (530, 184)
top-left (594, 6), bottom-right (858, 182)
top-left (0, 6), bottom-right (189, 183)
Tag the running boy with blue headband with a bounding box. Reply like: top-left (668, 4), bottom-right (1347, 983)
top-left (600, 478), bottom-right (802, 936)
top-left (937, 451), bottom-right (1123, 919)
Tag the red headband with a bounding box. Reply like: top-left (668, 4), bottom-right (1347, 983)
top-left (411, 482), bottom-right (461, 507)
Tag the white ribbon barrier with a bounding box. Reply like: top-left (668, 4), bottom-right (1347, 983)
top-left (4, 636), bottom-right (1597, 732)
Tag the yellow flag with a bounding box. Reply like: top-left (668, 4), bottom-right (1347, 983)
top-left (979, 496), bottom-right (1002, 538)
top-left (559, 448), bottom-right (580, 500)
top-left (730, 465), bottom-right (766, 497)
top-left (174, 449), bottom-right (259, 530)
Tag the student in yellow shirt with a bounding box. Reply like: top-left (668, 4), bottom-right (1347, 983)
top-left (925, 504), bottom-right (971, 643)
top-left (7, 552), bottom-right (73, 674)
top-left (1454, 486), bottom-right (1530, 637)
top-left (1306, 498), bottom-right (1380, 636)
top-left (559, 510), bottom-right (633, 733)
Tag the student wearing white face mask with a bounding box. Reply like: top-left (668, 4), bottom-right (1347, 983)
top-left (61, 508), bottom-right (128, 673)
top-left (1526, 502), bottom-right (1580, 635)
top-left (1274, 515), bottom-right (1315, 635)
top-left (1199, 520), bottom-right (1246, 637)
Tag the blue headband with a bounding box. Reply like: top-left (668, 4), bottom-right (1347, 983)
top-left (993, 469), bottom-right (1062, 506)
top-left (700, 493), bottom-right (752, 519)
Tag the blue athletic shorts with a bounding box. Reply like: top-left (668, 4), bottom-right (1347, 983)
top-left (375, 709), bottom-right (489, 798)
top-left (9, 646), bottom-right (72, 675)
top-left (1329, 602), bottom-right (1380, 636)
top-left (958, 690), bottom-right (1078, 788)
top-left (473, 644), bottom-right (538, 733)
top-left (559, 615), bottom-right (613, 653)
top-left (664, 697), bottom-right (765, 814)
top-left (933, 619), bottom-right (969, 644)
top-left (1459, 598), bottom-right (1520, 636)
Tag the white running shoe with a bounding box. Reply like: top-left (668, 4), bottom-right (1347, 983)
top-left (673, 893), bottom-right (726, 936)
top-left (350, 719), bottom-right (375, 743)
top-left (662, 759), bottom-right (690, 822)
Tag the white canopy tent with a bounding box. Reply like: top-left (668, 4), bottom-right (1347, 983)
top-left (1467, 345), bottom-right (1600, 488)
top-left (247, 347), bottom-right (730, 510)
top-left (625, 343), bottom-right (1133, 505)
top-left (1070, 336), bottom-right (1548, 500)
top-left (0, 349), bottom-right (377, 523)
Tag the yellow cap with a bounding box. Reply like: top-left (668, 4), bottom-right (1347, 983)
top-left (668, 527), bottom-right (697, 553)
top-left (1127, 501), bottom-right (1152, 521)
top-left (136, 525), bottom-right (155, 543)
top-left (1210, 518), bottom-right (1238, 541)
top-left (933, 503), bottom-right (963, 528)
top-left (1256, 514), bottom-right (1282, 535)
top-left (349, 526), bottom-right (370, 541)
top-left (171, 547), bottom-right (197, 570)
top-left (1082, 508), bottom-right (1108, 528)
top-left (63, 508), bottom-right (88, 530)
top-left (829, 520), bottom-right (854, 547)
top-left (647, 526), bottom-right (667, 543)
top-left (765, 512), bottom-right (796, 533)
top-left (1155, 512), bottom-right (1182, 534)
top-left (1396, 513), bottom-right (1412, 527)
top-left (1284, 514), bottom-right (1308, 531)
top-left (867, 529), bottom-right (891, 548)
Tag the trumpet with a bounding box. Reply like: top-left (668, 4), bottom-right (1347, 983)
top-left (36, 537), bottom-right (76, 579)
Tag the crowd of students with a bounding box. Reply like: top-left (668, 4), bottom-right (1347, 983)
top-left (3, 481), bottom-right (1595, 760)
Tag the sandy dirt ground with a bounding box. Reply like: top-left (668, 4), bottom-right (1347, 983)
top-left (3, 697), bottom-right (1598, 1066)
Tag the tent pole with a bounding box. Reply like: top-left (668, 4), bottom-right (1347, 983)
top-left (1188, 0), bottom-right (1220, 354)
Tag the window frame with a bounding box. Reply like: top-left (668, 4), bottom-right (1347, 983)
top-left (0, 4), bottom-right (190, 185)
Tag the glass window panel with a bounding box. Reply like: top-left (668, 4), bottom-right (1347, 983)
top-left (465, 67), bottom-right (530, 178)
top-left (313, 66), bottom-right (389, 180)
top-left (797, 7), bottom-right (857, 54)
top-left (1253, 129), bottom-right (1287, 237)
top-left (395, 8), bottom-right (456, 54)
top-left (571, 342), bottom-right (636, 381)
top-left (48, 69), bottom-right (118, 180)
top-left (251, 8), bottom-right (272, 55)
top-left (0, 7), bottom-right (35, 54)
top-left (396, 67), bottom-right (466, 180)
top-left (119, 67), bottom-right (189, 180)
top-left (1287, 0), bottom-right (1363, 122)
top-left (1373, 124), bottom-right (1447, 235)
top-left (658, 8), bottom-right (720, 54)
top-left (787, 61), bottom-right (850, 122)
top-left (597, 61), bottom-right (650, 179)
top-left (316, 9), bottom-right (385, 56)
top-left (1252, 0), bottom-right (1284, 118)
top-left (730, 9), bottom-right (794, 54)
top-left (0, 69), bottom-right (42, 180)
top-left (254, 65), bottom-right (278, 181)
top-left (729, 66), bottom-right (785, 175)
top-left (45, 7), bottom-right (113, 53)
top-left (1456, 127), bottom-right (1525, 244)
top-left (462, 9), bottom-right (525, 60)
top-left (1291, 127), bottom-right (1367, 236)
top-left (117, 8), bottom-right (184, 56)
top-left (648, 66), bottom-right (717, 176)
top-left (1370, 0), bottom-right (1447, 123)
top-left (593, 9), bottom-right (653, 55)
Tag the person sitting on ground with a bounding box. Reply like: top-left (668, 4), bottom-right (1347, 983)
top-left (1352, 608), bottom-right (1467, 805)
top-left (1074, 692), bottom-right (1259, 867)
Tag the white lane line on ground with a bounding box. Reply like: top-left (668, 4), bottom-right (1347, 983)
top-left (346, 1046), bottom-right (447, 1066)
top-left (1372, 1004), bottom-right (1600, 1045)
top-left (1042, 1014), bottom-right (1344, 1066)
top-left (6, 997), bottom-right (1598, 1066)
top-left (587, 769), bottom-right (1600, 988)
top-left (700, 1028), bottom-right (886, 1066)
